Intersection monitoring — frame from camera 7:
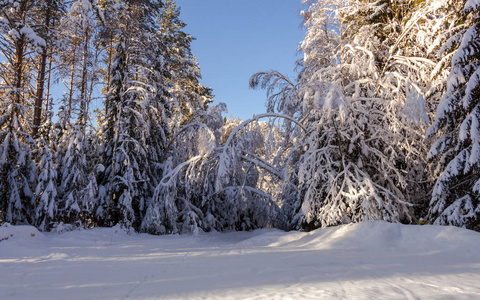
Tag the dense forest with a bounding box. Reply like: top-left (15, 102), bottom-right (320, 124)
top-left (0, 0), bottom-right (479, 234)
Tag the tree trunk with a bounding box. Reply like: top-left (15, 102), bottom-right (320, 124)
top-left (79, 29), bottom-right (90, 128)
top-left (13, 39), bottom-right (25, 111)
top-left (68, 40), bottom-right (78, 120)
top-left (45, 45), bottom-right (53, 115)
top-left (105, 32), bottom-right (114, 117)
top-left (32, 0), bottom-right (52, 137)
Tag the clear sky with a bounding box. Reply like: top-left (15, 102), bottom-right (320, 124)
top-left (175, 0), bottom-right (306, 120)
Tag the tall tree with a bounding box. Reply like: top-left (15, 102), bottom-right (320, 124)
top-left (159, 0), bottom-right (213, 128)
top-left (0, 0), bottom-right (44, 224)
top-left (98, 0), bottom-right (170, 230)
top-left (34, 111), bottom-right (57, 231)
top-left (56, 0), bottom-right (96, 125)
top-left (32, 0), bottom-right (65, 137)
top-left (426, 0), bottom-right (480, 230)
top-left (252, 0), bottom-right (442, 230)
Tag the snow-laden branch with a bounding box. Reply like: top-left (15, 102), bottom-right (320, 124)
top-left (241, 150), bottom-right (282, 180)
top-left (159, 155), bottom-right (203, 187)
top-left (205, 185), bottom-right (276, 205)
top-left (215, 113), bottom-right (306, 192)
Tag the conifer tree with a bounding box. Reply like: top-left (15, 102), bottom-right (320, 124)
top-left (34, 111), bottom-right (57, 231)
top-left (56, 123), bottom-right (91, 226)
top-left (159, 0), bottom-right (213, 128)
top-left (253, 0), bottom-right (439, 230)
top-left (99, 0), bottom-right (169, 230)
top-left (32, 0), bottom-right (65, 137)
top-left (426, 0), bottom-right (480, 230)
top-left (51, 0), bottom-right (98, 227)
top-left (56, 0), bottom-right (96, 124)
top-left (0, 0), bottom-right (43, 225)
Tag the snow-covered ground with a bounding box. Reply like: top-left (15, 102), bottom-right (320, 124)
top-left (1, 222), bottom-right (480, 300)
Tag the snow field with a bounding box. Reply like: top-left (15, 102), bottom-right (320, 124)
top-left (1, 221), bottom-right (480, 299)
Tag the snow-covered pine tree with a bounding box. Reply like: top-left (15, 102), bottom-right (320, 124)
top-left (426, 0), bottom-right (480, 230)
top-left (142, 17), bottom-right (172, 193)
top-left (99, 0), bottom-right (168, 230)
top-left (34, 112), bottom-right (57, 231)
top-left (0, 0), bottom-right (44, 225)
top-left (99, 39), bottom-right (144, 229)
top-left (56, 122), bottom-right (94, 227)
top-left (56, 0), bottom-right (96, 124)
top-left (159, 0), bottom-right (213, 129)
top-left (32, 0), bottom-right (65, 137)
top-left (49, 0), bottom-right (98, 228)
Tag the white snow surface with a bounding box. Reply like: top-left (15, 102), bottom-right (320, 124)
top-left (1, 221), bottom-right (480, 300)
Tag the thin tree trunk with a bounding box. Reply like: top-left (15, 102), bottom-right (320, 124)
top-left (45, 18), bottom-right (55, 119)
top-left (12, 3), bottom-right (27, 120)
top-left (105, 32), bottom-right (114, 117)
top-left (79, 29), bottom-right (90, 129)
top-left (45, 46), bottom-right (53, 115)
top-left (33, 0), bottom-right (52, 137)
top-left (13, 39), bottom-right (25, 112)
top-left (68, 40), bottom-right (78, 120)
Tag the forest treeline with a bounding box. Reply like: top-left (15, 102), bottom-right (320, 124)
top-left (0, 0), bottom-right (479, 233)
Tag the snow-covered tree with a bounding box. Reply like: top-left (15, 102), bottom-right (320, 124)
top-left (251, 0), bottom-right (445, 230)
top-left (142, 103), bottom-right (290, 234)
top-left (32, 0), bottom-right (65, 137)
top-left (55, 122), bottom-right (95, 227)
top-left (99, 39), bottom-right (145, 228)
top-left (426, 0), bottom-right (480, 230)
top-left (98, 0), bottom-right (170, 230)
top-left (0, 0), bottom-right (44, 225)
top-left (142, 106), bottom-right (220, 234)
top-left (34, 122), bottom-right (57, 231)
top-left (56, 0), bottom-right (97, 125)
top-left (49, 0), bottom-right (99, 228)
top-left (159, 0), bottom-right (213, 128)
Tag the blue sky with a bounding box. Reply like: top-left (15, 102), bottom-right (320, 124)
top-left (175, 0), bottom-right (306, 120)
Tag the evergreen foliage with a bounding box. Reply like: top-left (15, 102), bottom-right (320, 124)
top-left (34, 114), bottom-right (57, 231)
top-left (0, 0), bottom-right (42, 225)
top-left (427, 0), bottom-right (480, 230)
top-left (0, 0), bottom-right (479, 233)
top-left (251, 0), bottom-right (440, 230)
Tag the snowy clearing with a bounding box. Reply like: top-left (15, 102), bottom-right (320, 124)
top-left (1, 221), bottom-right (480, 300)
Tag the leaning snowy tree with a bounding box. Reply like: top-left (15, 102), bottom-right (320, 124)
top-left (142, 102), bottom-right (299, 234)
top-left (213, 113), bottom-right (302, 231)
top-left (426, 0), bottom-right (480, 231)
top-left (252, 0), bottom-right (442, 230)
top-left (141, 104), bottom-right (227, 235)
top-left (142, 115), bottom-right (218, 235)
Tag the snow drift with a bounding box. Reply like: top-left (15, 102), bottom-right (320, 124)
top-left (1, 221), bottom-right (479, 299)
